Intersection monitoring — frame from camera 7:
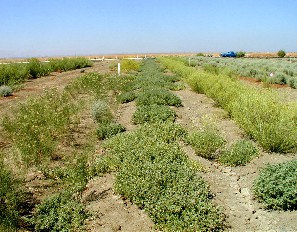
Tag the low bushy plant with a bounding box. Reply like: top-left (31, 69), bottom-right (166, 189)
top-left (132, 104), bottom-right (176, 124)
top-left (108, 61), bottom-right (117, 71)
top-left (236, 51), bottom-right (246, 58)
top-left (136, 89), bottom-right (182, 106)
top-left (0, 160), bottom-right (23, 230)
top-left (0, 85), bottom-right (13, 97)
top-left (97, 123), bottom-right (126, 140)
top-left (159, 57), bottom-right (297, 153)
top-left (49, 57), bottom-right (92, 72)
top-left (187, 130), bottom-right (225, 159)
top-left (102, 123), bottom-right (225, 231)
top-left (0, 63), bottom-right (29, 86)
top-left (2, 89), bottom-right (77, 166)
top-left (277, 50), bottom-right (286, 58)
top-left (218, 139), bottom-right (259, 166)
top-left (91, 100), bottom-right (113, 124)
top-left (116, 91), bottom-right (136, 103)
top-left (253, 159), bottom-right (297, 210)
top-left (31, 192), bottom-right (88, 232)
top-left (27, 58), bottom-right (51, 79)
top-left (121, 59), bottom-right (140, 72)
top-left (66, 72), bottom-right (105, 98)
top-left (289, 78), bottom-right (297, 89)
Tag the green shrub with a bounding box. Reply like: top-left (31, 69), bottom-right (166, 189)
top-left (0, 85), bottom-right (13, 97)
top-left (31, 192), bottom-right (88, 232)
top-left (277, 50), bottom-right (286, 58)
top-left (196, 53), bottom-right (205, 57)
top-left (102, 123), bottom-right (225, 231)
top-left (49, 57), bottom-right (92, 72)
top-left (2, 90), bottom-right (77, 166)
top-left (66, 72), bottom-right (105, 98)
top-left (187, 130), bottom-right (225, 159)
top-left (0, 160), bottom-right (23, 230)
top-left (253, 159), bottom-right (297, 210)
top-left (27, 58), bottom-right (51, 79)
top-left (218, 140), bottom-right (259, 166)
top-left (289, 78), bottom-right (297, 89)
top-left (91, 100), bottom-right (113, 124)
top-left (108, 61), bottom-right (118, 71)
top-left (116, 91), bottom-right (136, 103)
top-left (97, 123), bottom-right (126, 140)
top-left (159, 57), bottom-right (297, 153)
top-left (121, 59), bottom-right (140, 72)
top-left (236, 51), bottom-right (246, 58)
top-left (0, 63), bottom-right (29, 86)
top-left (132, 104), bottom-right (176, 124)
top-left (136, 89), bottom-right (182, 107)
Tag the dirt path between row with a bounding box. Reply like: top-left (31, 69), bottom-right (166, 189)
top-left (174, 87), bottom-right (297, 232)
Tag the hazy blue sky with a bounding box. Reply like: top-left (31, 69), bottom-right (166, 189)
top-left (1, 0), bottom-right (296, 57)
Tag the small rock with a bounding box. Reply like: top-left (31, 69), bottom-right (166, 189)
top-left (240, 188), bottom-right (250, 197)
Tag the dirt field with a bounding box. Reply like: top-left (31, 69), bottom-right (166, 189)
top-left (1, 61), bottom-right (297, 231)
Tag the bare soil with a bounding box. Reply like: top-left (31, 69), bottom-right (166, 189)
top-left (1, 62), bottom-right (297, 231)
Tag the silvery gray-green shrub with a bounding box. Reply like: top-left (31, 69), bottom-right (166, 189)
top-left (91, 100), bottom-right (113, 124)
top-left (0, 85), bottom-right (13, 97)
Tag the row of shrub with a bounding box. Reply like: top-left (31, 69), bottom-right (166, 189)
top-left (159, 57), bottom-right (297, 153)
top-left (91, 59), bottom-right (227, 230)
top-left (0, 57), bottom-right (93, 87)
top-left (186, 124), bottom-right (259, 166)
top-left (97, 122), bottom-right (226, 231)
top-left (0, 72), bottom-right (112, 231)
top-left (160, 57), bottom-right (297, 212)
top-left (185, 56), bottom-right (297, 88)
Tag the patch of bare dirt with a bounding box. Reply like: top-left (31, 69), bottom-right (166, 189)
top-left (83, 174), bottom-right (154, 232)
top-left (239, 76), bottom-right (289, 89)
top-left (115, 101), bottom-right (137, 131)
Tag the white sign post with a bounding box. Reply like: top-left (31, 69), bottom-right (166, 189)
top-left (118, 63), bottom-right (121, 76)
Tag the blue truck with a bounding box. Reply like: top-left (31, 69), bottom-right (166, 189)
top-left (220, 51), bottom-right (237, 57)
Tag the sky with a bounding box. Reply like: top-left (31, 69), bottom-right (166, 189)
top-left (0, 0), bottom-right (296, 58)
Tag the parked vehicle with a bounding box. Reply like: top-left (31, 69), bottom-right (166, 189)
top-left (220, 51), bottom-right (237, 57)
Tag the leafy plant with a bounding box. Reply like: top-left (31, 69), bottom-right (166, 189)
top-left (0, 160), bottom-right (23, 230)
top-left (31, 192), bottom-right (88, 232)
top-left (2, 89), bottom-right (77, 166)
top-left (102, 122), bottom-right (225, 231)
top-left (132, 104), bottom-right (176, 124)
top-left (159, 57), bottom-right (297, 153)
top-left (91, 100), bottom-right (113, 124)
top-left (236, 51), bottom-right (246, 58)
top-left (277, 50), bottom-right (286, 58)
top-left (0, 85), bottom-right (13, 97)
top-left (116, 91), bottom-right (136, 103)
top-left (27, 58), bottom-right (51, 79)
top-left (120, 59), bottom-right (140, 72)
top-left (187, 130), bottom-right (225, 159)
top-left (96, 123), bottom-right (126, 140)
top-left (253, 159), bottom-right (297, 210)
top-left (289, 78), bottom-right (297, 89)
top-left (218, 139), bottom-right (259, 166)
top-left (136, 89), bottom-right (182, 107)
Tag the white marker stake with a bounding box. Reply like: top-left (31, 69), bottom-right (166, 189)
top-left (118, 63), bottom-right (121, 76)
